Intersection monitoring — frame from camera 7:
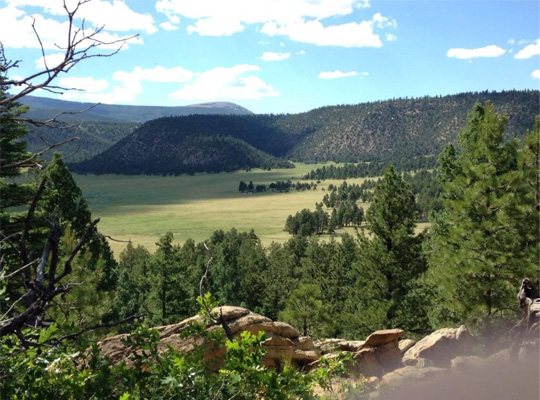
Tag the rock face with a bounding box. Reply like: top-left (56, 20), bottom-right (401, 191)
top-left (98, 306), bottom-right (319, 369)
top-left (402, 325), bottom-right (474, 367)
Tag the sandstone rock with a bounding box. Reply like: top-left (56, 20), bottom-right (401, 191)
top-left (315, 338), bottom-right (366, 354)
top-left (363, 329), bottom-right (405, 348)
top-left (380, 365), bottom-right (448, 389)
top-left (352, 348), bottom-right (385, 378)
top-left (295, 336), bottom-right (315, 351)
top-left (407, 357), bottom-right (435, 368)
top-left (450, 355), bottom-right (486, 370)
top-left (372, 340), bottom-right (403, 373)
top-left (402, 325), bottom-right (473, 367)
top-left (398, 339), bottom-right (416, 354)
top-left (97, 306), bottom-right (318, 369)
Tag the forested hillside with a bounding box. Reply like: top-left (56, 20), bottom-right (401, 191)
top-left (71, 90), bottom-right (538, 175)
top-left (21, 96), bottom-right (253, 161)
top-left (26, 121), bottom-right (140, 162)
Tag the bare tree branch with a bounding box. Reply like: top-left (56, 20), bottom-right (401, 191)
top-left (200, 243), bottom-right (234, 341)
top-left (51, 313), bottom-right (146, 344)
top-left (0, 259), bottom-right (39, 282)
top-left (1, 0), bottom-right (138, 106)
top-left (0, 137), bottom-right (79, 172)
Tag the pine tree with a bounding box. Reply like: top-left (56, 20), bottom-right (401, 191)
top-left (353, 166), bottom-right (428, 330)
top-left (427, 103), bottom-right (539, 334)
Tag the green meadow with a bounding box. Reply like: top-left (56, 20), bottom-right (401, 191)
top-left (74, 163), bottom-right (373, 256)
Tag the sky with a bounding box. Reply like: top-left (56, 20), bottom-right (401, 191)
top-left (1, 0), bottom-right (539, 114)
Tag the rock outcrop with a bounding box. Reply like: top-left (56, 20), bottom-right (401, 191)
top-left (402, 325), bottom-right (473, 367)
top-left (98, 306), bottom-right (319, 369)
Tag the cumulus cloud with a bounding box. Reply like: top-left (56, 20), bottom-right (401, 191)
top-left (515, 39), bottom-right (540, 59)
top-left (261, 16), bottom-right (384, 48)
top-left (34, 53), bottom-right (66, 69)
top-left (61, 65), bottom-right (196, 104)
top-left (160, 21), bottom-right (179, 31)
top-left (61, 64), bottom-right (279, 103)
top-left (187, 18), bottom-right (244, 36)
top-left (319, 70), bottom-right (358, 79)
top-left (155, 1), bottom-right (395, 47)
top-left (447, 45), bottom-right (506, 59)
top-left (260, 52), bottom-right (291, 61)
top-left (0, 1), bottom-right (151, 50)
top-left (386, 33), bottom-right (397, 41)
top-left (5, 0), bottom-right (157, 33)
top-left (532, 69), bottom-right (540, 80)
top-left (169, 65), bottom-right (279, 100)
top-left (58, 76), bottom-right (109, 92)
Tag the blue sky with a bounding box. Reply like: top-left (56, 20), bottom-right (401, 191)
top-left (1, 0), bottom-right (539, 114)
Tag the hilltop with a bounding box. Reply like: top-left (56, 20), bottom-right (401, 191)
top-left (70, 90), bottom-right (539, 175)
top-left (21, 96), bottom-right (252, 161)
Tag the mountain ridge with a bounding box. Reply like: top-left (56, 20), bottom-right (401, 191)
top-left (70, 90), bottom-right (539, 175)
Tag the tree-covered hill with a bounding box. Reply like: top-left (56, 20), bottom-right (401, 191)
top-left (21, 96), bottom-right (253, 162)
top-left (71, 90), bottom-right (538, 175)
top-left (72, 130), bottom-right (293, 175)
top-left (26, 121), bottom-right (140, 162)
top-left (287, 90), bottom-right (539, 163)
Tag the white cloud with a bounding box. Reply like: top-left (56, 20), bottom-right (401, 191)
top-left (386, 33), bottom-right (397, 42)
top-left (61, 65), bottom-right (196, 104)
top-left (34, 53), bottom-right (66, 69)
top-left (447, 45), bottom-right (506, 59)
top-left (156, 0), bottom-right (370, 25)
top-left (160, 21), bottom-right (179, 31)
top-left (155, 0), bottom-right (394, 47)
top-left (373, 12), bottom-right (396, 29)
top-left (58, 76), bottom-right (109, 92)
top-left (187, 18), bottom-right (244, 36)
top-left (6, 0), bottom-right (157, 34)
top-left (507, 38), bottom-right (515, 45)
top-left (169, 65), bottom-right (279, 100)
top-left (0, 3), bottom-right (144, 50)
top-left (515, 39), bottom-right (540, 59)
top-left (260, 52), bottom-right (291, 61)
top-left (261, 16), bottom-right (384, 48)
top-left (296, 50), bottom-right (306, 55)
top-left (532, 69), bottom-right (540, 80)
top-left (114, 65), bottom-right (196, 84)
top-left (319, 70), bottom-right (358, 79)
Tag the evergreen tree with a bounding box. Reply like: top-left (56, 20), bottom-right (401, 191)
top-left (353, 166), bottom-right (428, 331)
top-left (279, 284), bottom-right (329, 337)
top-left (238, 180), bottom-right (248, 192)
top-left (427, 103), bottom-right (539, 334)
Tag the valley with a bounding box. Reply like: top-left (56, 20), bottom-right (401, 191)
top-left (75, 163), bottom-right (373, 255)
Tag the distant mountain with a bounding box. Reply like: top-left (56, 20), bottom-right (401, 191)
top-left (21, 96), bottom-right (252, 161)
top-left (70, 90), bottom-right (539, 175)
top-left (20, 96), bottom-right (253, 123)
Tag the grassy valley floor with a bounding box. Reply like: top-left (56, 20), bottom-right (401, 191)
top-left (74, 163), bottom-right (375, 256)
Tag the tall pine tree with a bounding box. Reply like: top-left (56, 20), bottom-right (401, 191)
top-left (427, 103), bottom-right (539, 335)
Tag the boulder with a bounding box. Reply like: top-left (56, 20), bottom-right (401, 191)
top-left (398, 339), bottom-right (416, 354)
top-left (363, 329), bottom-right (405, 348)
top-left (379, 365), bottom-right (448, 389)
top-left (450, 355), bottom-right (486, 370)
top-left (402, 325), bottom-right (473, 367)
top-left (352, 348), bottom-right (385, 378)
top-left (98, 306), bottom-right (319, 369)
top-left (315, 338), bottom-right (366, 354)
top-left (372, 340), bottom-right (403, 373)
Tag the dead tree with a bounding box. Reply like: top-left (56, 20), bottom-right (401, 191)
top-left (0, 0), bottom-right (139, 342)
top-left (0, 0), bottom-right (138, 170)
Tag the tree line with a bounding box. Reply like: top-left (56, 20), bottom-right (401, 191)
top-left (239, 179), bottom-right (318, 193)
